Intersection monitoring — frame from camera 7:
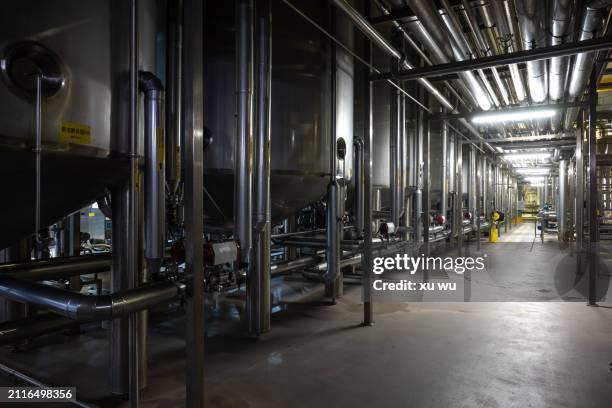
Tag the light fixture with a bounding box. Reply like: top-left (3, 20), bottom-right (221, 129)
top-left (503, 152), bottom-right (551, 161)
top-left (516, 168), bottom-right (550, 175)
top-left (472, 109), bottom-right (557, 124)
top-left (524, 176), bottom-right (547, 183)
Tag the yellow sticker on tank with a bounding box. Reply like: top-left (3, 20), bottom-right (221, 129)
top-left (59, 121), bottom-right (91, 145)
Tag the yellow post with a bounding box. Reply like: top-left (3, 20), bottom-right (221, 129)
top-left (489, 225), bottom-right (498, 243)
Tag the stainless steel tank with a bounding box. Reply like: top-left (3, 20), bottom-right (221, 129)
top-left (203, 0), bottom-right (353, 222)
top-left (0, 0), bottom-right (160, 249)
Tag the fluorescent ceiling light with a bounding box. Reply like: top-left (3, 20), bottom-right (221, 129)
top-left (472, 109), bottom-right (557, 124)
top-left (524, 176), bottom-right (547, 183)
top-left (503, 152), bottom-right (551, 161)
top-left (517, 168), bottom-right (550, 175)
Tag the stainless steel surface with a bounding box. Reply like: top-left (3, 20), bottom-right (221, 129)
top-left (549, 0), bottom-right (574, 105)
top-left (325, 182), bottom-right (340, 283)
top-left (564, 2), bottom-right (608, 130)
top-left (140, 72), bottom-right (165, 276)
top-left (235, 0), bottom-right (253, 265)
top-left (165, 0), bottom-right (183, 197)
top-left (0, 0), bottom-right (159, 249)
top-left (251, 0), bottom-right (272, 335)
top-left (482, 0), bottom-right (527, 102)
top-left (183, 0), bottom-right (205, 403)
top-left (362, 13), bottom-right (373, 325)
top-left (558, 159), bottom-right (568, 240)
top-left (0, 253), bottom-right (111, 281)
top-left (354, 138), bottom-right (364, 232)
top-left (203, 1), bottom-right (335, 222)
top-left (0, 277), bottom-right (181, 321)
top-left (515, 0), bottom-right (548, 103)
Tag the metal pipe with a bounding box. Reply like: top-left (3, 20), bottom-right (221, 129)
top-left (405, 0), bottom-right (492, 111)
top-left (354, 138), bottom-right (364, 233)
top-left (514, 0), bottom-right (548, 103)
top-left (441, 120), bottom-right (448, 219)
top-left (183, 0), bottom-right (205, 403)
top-left (235, 0), bottom-right (254, 264)
top-left (588, 67), bottom-right (598, 305)
top-left (128, 1), bottom-right (139, 404)
top-left (461, 0), bottom-right (510, 105)
top-left (565, 2), bottom-right (609, 129)
top-left (165, 0), bottom-right (183, 196)
top-left (0, 277), bottom-right (182, 321)
top-left (34, 74), bottom-right (42, 256)
top-left (390, 84), bottom-right (401, 226)
top-left (362, 0), bottom-right (373, 325)
top-left (375, 37), bottom-right (612, 82)
top-left (140, 72), bottom-right (165, 276)
top-left (576, 126), bottom-right (584, 249)
top-left (549, 0), bottom-right (574, 104)
top-left (559, 161), bottom-right (567, 239)
top-left (0, 253), bottom-right (111, 281)
top-left (0, 313), bottom-right (74, 346)
top-left (325, 182), bottom-right (340, 282)
top-left (331, 0), bottom-right (490, 146)
top-left (250, 0), bottom-right (272, 335)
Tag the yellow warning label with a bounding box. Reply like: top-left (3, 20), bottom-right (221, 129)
top-left (157, 127), bottom-right (165, 172)
top-left (59, 121), bottom-right (91, 145)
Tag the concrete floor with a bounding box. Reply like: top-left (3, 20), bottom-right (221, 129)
top-left (1, 222), bottom-right (612, 407)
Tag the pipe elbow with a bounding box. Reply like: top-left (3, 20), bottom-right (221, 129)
top-left (138, 71), bottom-right (164, 96)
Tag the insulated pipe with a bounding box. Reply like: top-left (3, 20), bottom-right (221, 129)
top-left (377, 0), bottom-right (477, 109)
top-left (165, 0), bottom-right (183, 196)
top-left (564, 2), bottom-right (609, 129)
top-left (235, 0), bottom-right (254, 264)
top-left (549, 0), bottom-right (574, 102)
top-left (250, 0), bottom-right (272, 335)
top-left (0, 278), bottom-right (182, 322)
top-left (354, 138), bottom-right (365, 233)
top-left (439, 0), bottom-right (499, 107)
top-left (405, 0), bottom-right (492, 111)
top-left (461, 0), bottom-right (510, 105)
top-left (331, 0), bottom-right (493, 149)
top-left (484, 0), bottom-right (527, 102)
top-left (515, 0), bottom-right (548, 103)
top-left (0, 253), bottom-right (112, 281)
top-left (139, 72), bottom-right (166, 276)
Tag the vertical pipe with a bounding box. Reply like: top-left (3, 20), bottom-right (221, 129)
top-left (457, 136), bottom-right (463, 253)
top-left (34, 74), bottom-right (42, 257)
top-left (251, 0), bottom-right (272, 335)
top-left (576, 124), bottom-right (584, 251)
top-left (166, 0), bottom-right (183, 197)
top-left (588, 68), bottom-right (598, 305)
top-left (325, 5), bottom-right (340, 290)
top-left (183, 0), bottom-right (205, 404)
top-left (422, 112), bottom-right (430, 253)
top-left (559, 160), bottom-right (567, 240)
top-left (235, 0), bottom-right (254, 264)
top-left (127, 1), bottom-right (139, 405)
top-left (362, 0), bottom-right (373, 326)
top-left (476, 150), bottom-right (481, 251)
top-left (142, 76), bottom-right (165, 276)
top-left (469, 145), bottom-right (476, 227)
top-left (441, 120), bottom-right (448, 220)
top-left (354, 139), bottom-right (364, 233)
top-left (390, 42), bottom-right (401, 227)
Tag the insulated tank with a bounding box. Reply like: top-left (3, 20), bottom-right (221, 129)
top-left (202, 0), bottom-right (353, 223)
top-left (0, 0), bottom-right (160, 249)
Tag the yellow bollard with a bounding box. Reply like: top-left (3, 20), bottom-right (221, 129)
top-left (489, 225), bottom-right (498, 243)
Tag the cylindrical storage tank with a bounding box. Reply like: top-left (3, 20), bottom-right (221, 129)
top-left (202, 1), bottom-right (353, 222)
top-left (0, 0), bottom-right (160, 249)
